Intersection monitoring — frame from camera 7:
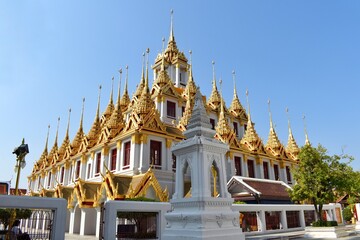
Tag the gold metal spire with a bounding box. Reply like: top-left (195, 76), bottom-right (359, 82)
top-left (58, 108), bottom-right (71, 160)
top-left (48, 117), bottom-right (60, 161)
top-left (183, 50), bottom-right (197, 99)
top-left (38, 125), bottom-right (50, 169)
top-left (285, 108), bottom-right (300, 160)
top-left (71, 98), bottom-right (85, 154)
top-left (162, 37), bottom-right (165, 53)
top-left (265, 100), bottom-right (286, 158)
top-left (229, 70), bottom-right (247, 123)
top-left (240, 90), bottom-right (265, 153)
top-left (207, 61), bottom-right (222, 110)
top-left (101, 78), bottom-right (115, 125)
top-left (87, 86), bottom-right (102, 148)
top-left (134, 53), bottom-right (146, 100)
top-left (303, 114), bottom-right (311, 145)
top-left (178, 81), bottom-right (194, 130)
top-left (120, 67), bottom-right (130, 111)
top-left (169, 9), bottom-right (174, 42)
top-left (45, 124), bottom-right (50, 153)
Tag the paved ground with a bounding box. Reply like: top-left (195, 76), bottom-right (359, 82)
top-left (65, 229), bottom-right (360, 240)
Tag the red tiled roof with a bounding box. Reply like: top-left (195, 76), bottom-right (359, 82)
top-left (243, 179), bottom-right (290, 200)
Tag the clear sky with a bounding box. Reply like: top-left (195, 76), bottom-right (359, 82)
top-left (1, 1), bottom-right (359, 189)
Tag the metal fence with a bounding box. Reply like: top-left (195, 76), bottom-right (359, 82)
top-left (20, 209), bottom-right (54, 240)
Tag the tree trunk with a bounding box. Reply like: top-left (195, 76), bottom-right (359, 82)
top-left (315, 204), bottom-right (324, 222)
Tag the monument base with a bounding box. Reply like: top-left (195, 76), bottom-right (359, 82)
top-left (162, 197), bottom-right (244, 240)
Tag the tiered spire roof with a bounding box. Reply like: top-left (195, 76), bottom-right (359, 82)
top-left (229, 71), bottom-right (247, 123)
top-left (85, 86), bottom-right (103, 149)
top-left (57, 108), bottom-right (71, 161)
top-left (101, 77), bottom-right (115, 126)
top-left (120, 66), bottom-right (131, 111)
top-left (48, 117), bottom-right (60, 163)
top-left (207, 61), bottom-right (222, 111)
top-left (265, 100), bottom-right (286, 158)
top-left (69, 98), bottom-right (85, 155)
top-left (182, 51), bottom-right (197, 100)
top-left (285, 108), bottom-right (300, 161)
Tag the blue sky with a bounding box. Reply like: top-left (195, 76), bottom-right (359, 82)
top-left (1, 1), bottom-right (359, 189)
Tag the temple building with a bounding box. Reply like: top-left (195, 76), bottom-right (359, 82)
top-left (28, 12), bottom-right (305, 237)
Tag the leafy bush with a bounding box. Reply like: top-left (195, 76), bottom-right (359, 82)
top-left (343, 206), bottom-right (353, 222)
top-left (312, 220), bottom-right (338, 227)
top-left (126, 196), bottom-right (158, 202)
top-left (233, 201), bottom-right (246, 204)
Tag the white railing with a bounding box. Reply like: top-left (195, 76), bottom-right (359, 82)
top-left (0, 195), bottom-right (67, 240)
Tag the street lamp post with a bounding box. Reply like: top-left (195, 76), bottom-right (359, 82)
top-left (12, 138), bottom-right (29, 196)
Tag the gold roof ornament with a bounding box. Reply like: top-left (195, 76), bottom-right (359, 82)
top-left (214, 79), bottom-right (240, 148)
top-left (229, 70), bottom-right (248, 124)
top-left (156, 9), bottom-right (187, 64)
top-left (69, 98), bottom-right (86, 156)
top-left (101, 77), bottom-right (115, 126)
top-left (57, 108), bottom-right (71, 161)
top-left (131, 53), bottom-right (146, 106)
top-left (120, 66), bottom-right (131, 111)
top-left (240, 90), bottom-right (266, 153)
top-left (98, 69), bottom-right (125, 143)
top-left (207, 61), bottom-right (222, 111)
top-left (303, 114), bottom-right (311, 146)
top-left (265, 100), bottom-right (287, 158)
top-left (125, 49), bottom-right (166, 133)
top-left (38, 125), bottom-right (50, 170)
top-left (178, 78), bottom-right (195, 131)
top-left (285, 108), bottom-right (300, 161)
top-left (151, 53), bottom-right (182, 100)
top-left (73, 178), bottom-right (102, 208)
top-left (49, 117), bottom-right (60, 164)
top-left (182, 50), bottom-right (197, 100)
top-left (84, 86), bottom-right (103, 150)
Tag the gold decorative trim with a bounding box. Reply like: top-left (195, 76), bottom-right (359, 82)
top-left (116, 140), bottom-right (122, 150)
top-left (166, 139), bottom-right (172, 148)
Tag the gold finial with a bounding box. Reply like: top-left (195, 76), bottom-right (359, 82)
top-left (66, 108), bottom-right (71, 139)
top-left (162, 37), bottom-right (165, 52)
top-left (45, 125), bottom-right (50, 152)
top-left (286, 107), bottom-right (291, 132)
top-left (141, 52), bottom-right (145, 82)
top-left (54, 117), bottom-right (60, 146)
top-left (80, 98), bottom-right (85, 131)
top-left (169, 9), bottom-right (174, 42)
top-left (232, 70), bottom-right (237, 96)
top-left (118, 68), bottom-right (122, 103)
top-left (110, 76), bottom-right (114, 104)
top-left (303, 114), bottom-right (310, 145)
top-left (145, 48), bottom-right (150, 88)
top-left (212, 60), bottom-right (216, 83)
top-left (267, 99), bottom-right (274, 129)
top-left (189, 50), bottom-right (192, 64)
top-left (96, 85), bottom-right (102, 120)
top-left (246, 89), bottom-right (251, 121)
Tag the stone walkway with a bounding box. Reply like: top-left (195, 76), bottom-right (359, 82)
top-left (65, 233), bottom-right (97, 240)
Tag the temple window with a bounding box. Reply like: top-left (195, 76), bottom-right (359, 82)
top-left (274, 164), bottom-right (280, 180)
top-left (95, 152), bottom-right (101, 176)
top-left (210, 118), bottom-right (215, 130)
top-left (233, 122), bottom-right (239, 137)
top-left (68, 165), bottom-right (73, 184)
top-left (75, 161), bottom-right (81, 179)
top-left (37, 177), bottom-right (41, 190)
top-left (60, 166), bottom-right (65, 183)
top-left (247, 160), bottom-right (255, 178)
top-left (123, 141), bottom-right (131, 170)
top-left (210, 163), bottom-right (220, 197)
top-left (110, 148), bottom-right (117, 171)
top-left (47, 172), bottom-right (52, 188)
top-left (234, 156), bottom-right (242, 176)
top-left (172, 153), bottom-right (176, 172)
top-left (263, 161), bottom-right (269, 179)
top-left (150, 140), bottom-right (162, 169)
top-left (167, 101), bottom-right (176, 119)
top-left (87, 164), bottom-right (92, 179)
top-left (286, 166), bottom-right (292, 184)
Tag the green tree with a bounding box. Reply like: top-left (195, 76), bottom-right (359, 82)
top-left (289, 144), bottom-right (353, 222)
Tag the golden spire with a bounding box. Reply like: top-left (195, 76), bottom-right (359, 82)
top-left (265, 100), bottom-right (286, 157)
top-left (101, 77), bottom-right (115, 126)
top-left (207, 61), bottom-right (221, 110)
top-left (87, 86), bottom-right (102, 147)
top-left (240, 90), bottom-right (265, 153)
top-left (229, 70), bottom-right (247, 122)
top-left (286, 108), bottom-right (300, 160)
top-left (71, 98), bottom-right (85, 154)
top-left (162, 37), bottom-right (165, 53)
top-left (303, 114), bottom-right (311, 145)
top-left (135, 48), bottom-right (155, 116)
top-left (215, 79), bottom-right (233, 140)
top-left (38, 125), bottom-right (50, 168)
top-left (134, 53), bottom-right (146, 99)
top-left (44, 125), bottom-right (50, 154)
top-left (169, 9), bottom-right (174, 42)
top-left (58, 108), bottom-right (71, 160)
top-left (106, 67), bottom-right (124, 138)
top-left (179, 81), bottom-right (194, 129)
top-left (49, 117), bottom-right (60, 161)
top-left (120, 67), bottom-right (130, 111)
top-left (183, 50), bottom-right (197, 99)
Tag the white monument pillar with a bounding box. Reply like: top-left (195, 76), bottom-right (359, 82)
top-left (162, 88), bottom-right (244, 240)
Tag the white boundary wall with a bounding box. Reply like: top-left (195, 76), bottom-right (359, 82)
top-left (102, 201), bottom-right (342, 239)
top-left (0, 195), bottom-right (67, 240)
top-left (232, 203), bottom-right (343, 236)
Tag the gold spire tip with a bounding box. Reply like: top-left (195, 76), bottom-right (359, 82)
top-left (126, 65), bottom-right (128, 70)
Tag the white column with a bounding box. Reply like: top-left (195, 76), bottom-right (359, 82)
top-left (95, 208), bottom-right (101, 238)
top-left (68, 209), bottom-right (75, 234)
top-left (175, 65), bottom-right (179, 87)
top-left (299, 210), bottom-right (306, 228)
top-left (258, 210), bottom-right (266, 232)
top-left (280, 210), bottom-right (288, 230)
top-left (79, 209), bottom-right (86, 235)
